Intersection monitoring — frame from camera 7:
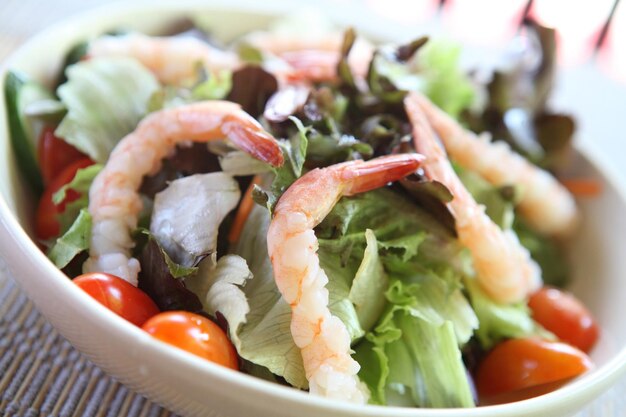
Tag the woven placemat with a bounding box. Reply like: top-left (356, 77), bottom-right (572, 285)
top-left (0, 262), bottom-right (176, 417)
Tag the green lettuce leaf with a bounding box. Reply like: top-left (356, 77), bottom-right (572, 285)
top-left (514, 219), bottom-right (569, 287)
top-left (226, 203), bottom-right (390, 388)
top-left (354, 279), bottom-right (475, 407)
top-left (232, 204), bottom-right (308, 388)
top-left (348, 229), bottom-right (389, 332)
top-left (149, 172), bottom-right (240, 267)
top-left (53, 164), bottom-right (103, 234)
top-left (314, 187), bottom-right (477, 407)
top-left (418, 40), bottom-right (475, 119)
top-left (252, 117), bottom-right (308, 212)
top-left (192, 69), bottom-right (232, 100)
top-left (48, 208), bottom-right (91, 269)
top-left (456, 166), bottom-right (517, 229)
top-left (464, 276), bottom-right (553, 348)
top-left (187, 254), bottom-right (252, 325)
top-left (55, 57), bottom-right (160, 163)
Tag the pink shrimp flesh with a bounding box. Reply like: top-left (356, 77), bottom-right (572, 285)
top-left (84, 101), bottom-right (283, 285)
top-left (405, 92), bottom-right (541, 303)
top-left (266, 153), bottom-right (424, 402)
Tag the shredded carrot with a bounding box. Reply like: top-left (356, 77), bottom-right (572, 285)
top-left (228, 176), bottom-right (263, 244)
top-left (560, 178), bottom-right (603, 197)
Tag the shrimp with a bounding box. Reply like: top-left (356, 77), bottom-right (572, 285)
top-left (266, 154), bottom-right (424, 402)
top-left (88, 33), bottom-right (240, 85)
top-left (411, 93), bottom-right (579, 237)
top-left (88, 32), bottom-right (372, 86)
top-left (84, 101), bottom-right (283, 286)
top-left (404, 93), bottom-right (541, 303)
top-left (247, 31), bottom-right (374, 83)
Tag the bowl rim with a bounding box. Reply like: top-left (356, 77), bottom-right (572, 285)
top-left (1, 0), bottom-right (626, 415)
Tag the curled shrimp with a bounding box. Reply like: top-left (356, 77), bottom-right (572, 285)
top-left (84, 101), bottom-right (283, 286)
top-left (266, 154), bottom-right (424, 402)
top-left (411, 93), bottom-right (578, 237)
top-left (88, 33), bottom-right (240, 85)
top-left (404, 93), bottom-right (541, 303)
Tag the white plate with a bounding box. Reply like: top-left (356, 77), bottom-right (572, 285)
top-left (1, 1), bottom-right (626, 416)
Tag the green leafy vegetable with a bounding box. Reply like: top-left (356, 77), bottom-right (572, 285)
top-left (348, 229), bottom-right (389, 332)
top-left (464, 276), bottom-right (554, 348)
top-left (137, 234), bottom-right (203, 312)
top-left (189, 254), bottom-right (252, 322)
top-left (312, 186), bottom-right (478, 407)
top-left (337, 28), bottom-right (357, 90)
top-left (418, 40), bottom-right (475, 119)
top-left (150, 172), bottom-right (240, 267)
top-left (231, 204), bottom-right (308, 388)
top-left (456, 166), bottom-right (517, 230)
top-left (4, 71), bottom-right (56, 193)
top-left (53, 164), bottom-right (102, 234)
top-left (354, 280), bottom-right (475, 407)
top-left (191, 69), bottom-right (232, 100)
top-left (252, 117), bottom-right (308, 212)
top-left (514, 219), bottom-right (569, 287)
top-left (23, 98), bottom-right (66, 124)
top-left (48, 208), bottom-right (91, 269)
top-left (236, 43), bottom-right (264, 64)
top-left (55, 57), bottom-right (160, 163)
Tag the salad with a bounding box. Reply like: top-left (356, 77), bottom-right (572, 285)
top-left (5, 13), bottom-right (600, 408)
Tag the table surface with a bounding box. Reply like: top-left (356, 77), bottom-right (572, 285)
top-left (1, 0), bottom-right (625, 416)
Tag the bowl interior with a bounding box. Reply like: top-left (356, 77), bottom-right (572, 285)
top-left (1, 1), bottom-right (626, 416)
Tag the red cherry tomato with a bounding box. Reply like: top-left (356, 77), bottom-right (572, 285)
top-left (74, 272), bottom-right (160, 326)
top-left (35, 157), bottom-right (94, 240)
top-left (475, 338), bottom-right (593, 400)
top-left (37, 126), bottom-right (87, 185)
top-left (528, 287), bottom-right (599, 352)
top-left (142, 311), bottom-right (239, 370)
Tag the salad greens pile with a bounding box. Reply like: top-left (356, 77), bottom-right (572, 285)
top-left (5, 16), bottom-right (573, 409)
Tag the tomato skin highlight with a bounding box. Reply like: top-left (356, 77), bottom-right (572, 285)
top-left (35, 157), bottom-right (94, 240)
top-left (37, 126), bottom-right (87, 186)
top-left (528, 287), bottom-right (599, 352)
top-left (476, 338), bottom-right (593, 400)
top-left (74, 272), bottom-right (160, 327)
top-left (142, 311), bottom-right (239, 370)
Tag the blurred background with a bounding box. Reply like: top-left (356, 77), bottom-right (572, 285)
top-left (2, 0), bottom-right (625, 182)
top-left (1, 0), bottom-right (625, 416)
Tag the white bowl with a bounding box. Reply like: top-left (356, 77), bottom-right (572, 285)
top-left (1, 1), bottom-right (626, 416)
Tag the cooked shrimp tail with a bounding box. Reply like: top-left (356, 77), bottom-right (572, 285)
top-left (342, 153), bottom-right (425, 195)
top-left (267, 153), bottom-right (424, 403)
top-left (222, 116), bottom-right (285, 167)
top-left (85, 101), bottom-right (283, 286)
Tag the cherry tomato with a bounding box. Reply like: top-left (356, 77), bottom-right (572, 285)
top-left (528, 287), bottom-right (599, 352)
top-left (37, 126), bottom-right (87, 185)
top-left (74, 272), bottom-right (160, 326)
top-left (35, 157), bottom-right (94, 239)
top-left (142, 311), bottom-right (239, 370)
top-left (475, 338), bottom-right (593, 400)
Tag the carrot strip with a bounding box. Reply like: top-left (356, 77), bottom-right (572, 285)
top-left (228, 176), bottom-right (263, 244)
top-left (560, 178), bottom-right (603, 197)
